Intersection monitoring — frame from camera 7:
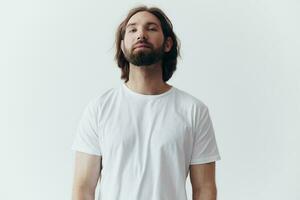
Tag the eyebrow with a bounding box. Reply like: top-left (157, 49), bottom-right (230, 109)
top-left (126, 22), bottom-right (159, 29)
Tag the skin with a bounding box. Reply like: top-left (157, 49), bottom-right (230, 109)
top-left (71, 152), bottom-right (101, 200)
top-left (72, 10), bottom-right (217, 200)
top-left (190, 162), bottom-right (217, 200)
top-left (121, 11), bottom-right (173, 95)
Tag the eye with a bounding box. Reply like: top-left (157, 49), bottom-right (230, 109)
top-left (128, 28), bottom-right (136, 33)
top-left (148, 27), bottom-right (157, 31)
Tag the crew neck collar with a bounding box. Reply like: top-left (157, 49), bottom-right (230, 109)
top-left (122, 83), bottom-right (175, 100)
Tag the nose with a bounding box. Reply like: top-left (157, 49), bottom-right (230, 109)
top-left (137, 29), bottom-right (147, 41)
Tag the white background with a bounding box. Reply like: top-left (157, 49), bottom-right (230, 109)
top-left (1, 0), bottom-right (299, 199)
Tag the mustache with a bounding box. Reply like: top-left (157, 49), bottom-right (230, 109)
top-left (133, 40), bottom-right (152, 49)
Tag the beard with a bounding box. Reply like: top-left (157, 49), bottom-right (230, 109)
top-left (123, 42), bottom-right (165, 67)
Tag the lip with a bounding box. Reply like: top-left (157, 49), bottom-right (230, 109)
top-left (135, 46), bottom-right (150, 50)
top-left (134, 44), bottom-right (150, 49)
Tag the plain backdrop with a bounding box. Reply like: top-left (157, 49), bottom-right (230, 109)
top-left (1, 0), bottom-right (299, 199)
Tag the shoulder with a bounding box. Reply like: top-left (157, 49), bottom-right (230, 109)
top-left (173, 86), bottom-right (209, 112)
top-left (85, 86), bottom-right (118, 111)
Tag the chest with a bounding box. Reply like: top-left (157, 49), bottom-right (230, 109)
top-left (99, 101), bottom-right (193, 155)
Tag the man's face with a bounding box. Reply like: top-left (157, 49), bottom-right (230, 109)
top-left (121, 11), bottom-right (171, 67)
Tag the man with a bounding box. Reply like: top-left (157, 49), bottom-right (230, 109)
top-left (71, 5), bottom-right (221, 200)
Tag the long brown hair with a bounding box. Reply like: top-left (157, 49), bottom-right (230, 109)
top-left (114, 5), bottom-right (181, 83)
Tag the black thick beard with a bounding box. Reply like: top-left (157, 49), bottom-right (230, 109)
top-left (124, 44), bottom-right (165, 67)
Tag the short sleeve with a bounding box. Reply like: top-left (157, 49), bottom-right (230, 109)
top-left (190, 105), bottom-right (221, 165)
top-left (71, 98), bottom-right (102, 156)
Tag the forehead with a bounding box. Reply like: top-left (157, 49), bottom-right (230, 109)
top-left (126, 11), bottom-right (161, 28)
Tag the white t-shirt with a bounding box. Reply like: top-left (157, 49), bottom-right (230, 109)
top-left (71, 83), bottom-right (221, 200)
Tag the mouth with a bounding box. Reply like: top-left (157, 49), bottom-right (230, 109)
top-left (134, 43), bottom-right (151, 50)
top-left (134, 46), bottom-right (150, 50)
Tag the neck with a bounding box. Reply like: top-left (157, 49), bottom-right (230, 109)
top-left (125, 62), bottom-right (172, 95)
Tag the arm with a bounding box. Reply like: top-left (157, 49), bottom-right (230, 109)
top-left (189, 162), bottom-right (217, 200)
top-left (72, 151), bottom-right (102, 200)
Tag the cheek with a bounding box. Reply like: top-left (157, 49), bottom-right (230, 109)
top-left (124, 36), bottom-right (134, 48)
top-left (152, 35), bottom-right (164, 47)
top-left (123, 42), bottom-right (131, 52)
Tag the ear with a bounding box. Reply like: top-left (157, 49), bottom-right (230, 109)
top-left (121, 40), bottom-right (124, 53)
top-left (164, 37), bottom-right (173, 53)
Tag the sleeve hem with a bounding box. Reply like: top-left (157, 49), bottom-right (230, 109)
top-left (71, 145), bottom-right (102, 156)
top-left (190, 155), bottom-right (221, 165)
